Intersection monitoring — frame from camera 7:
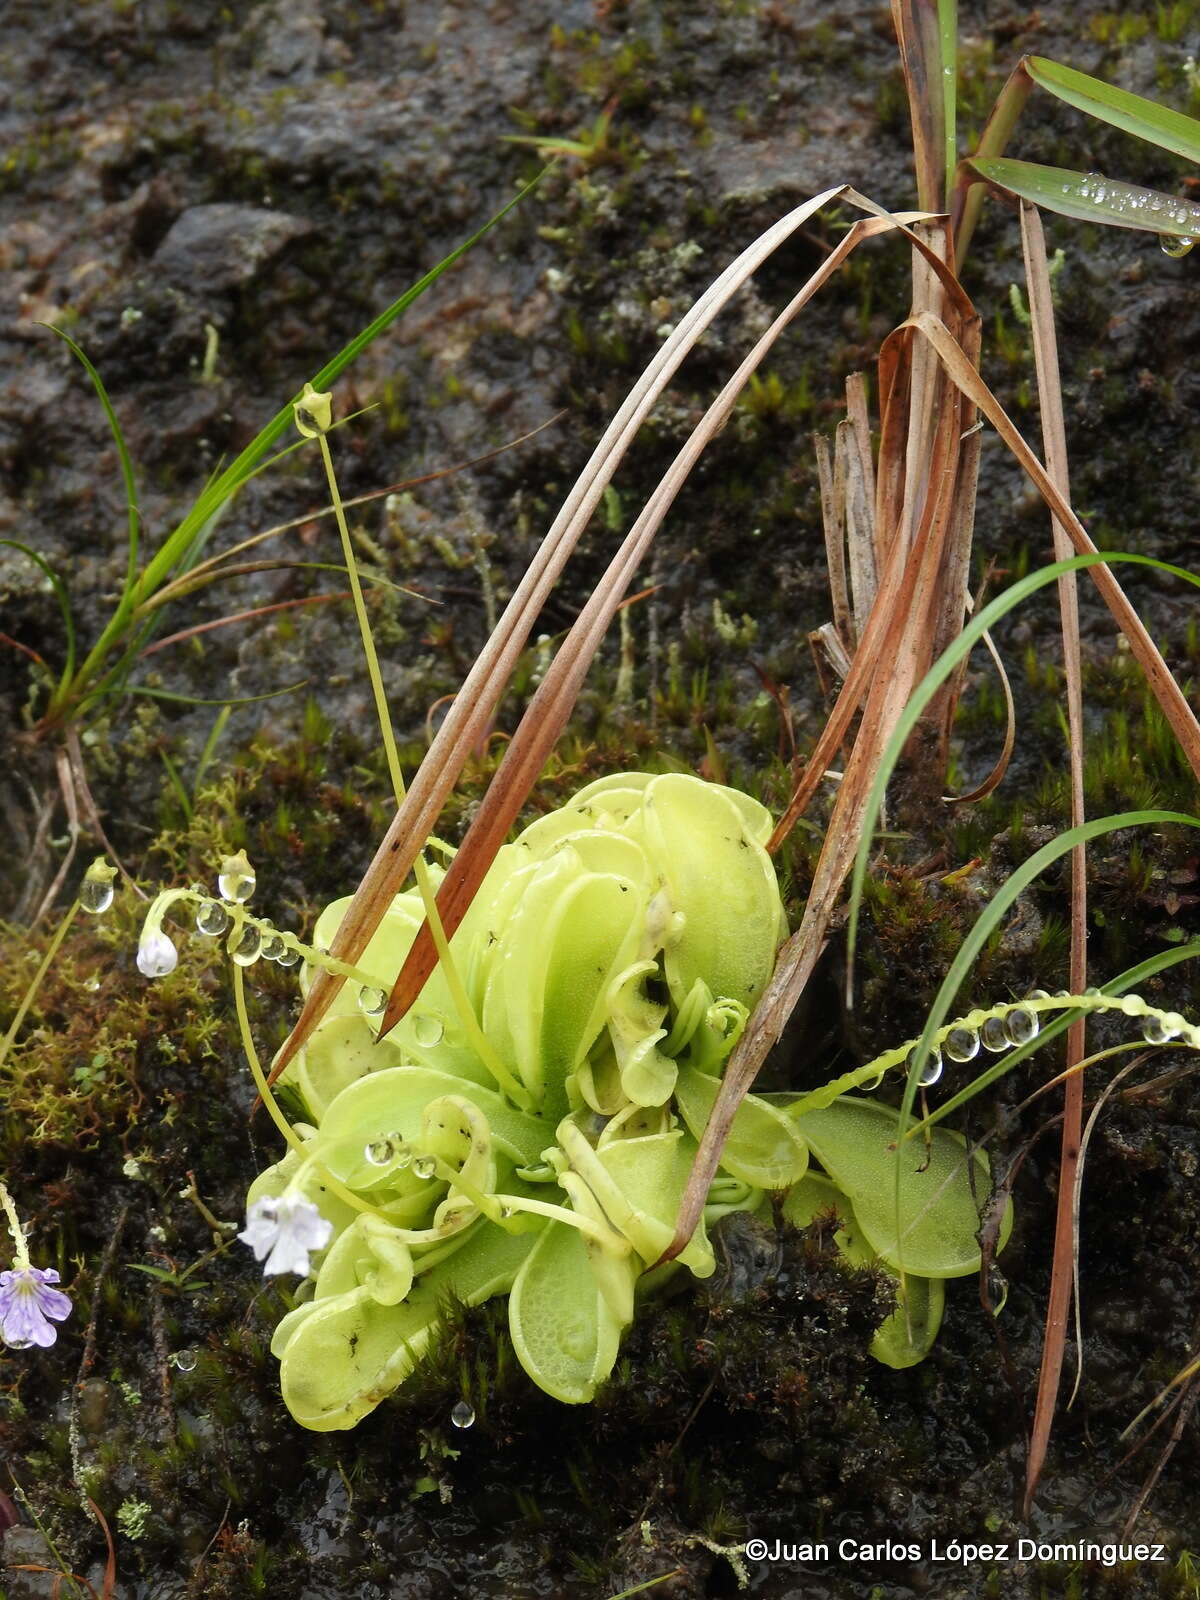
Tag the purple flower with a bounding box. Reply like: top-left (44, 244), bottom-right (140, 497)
top-left (0, 1266), bottom-right (72, 1350)
top-left (238, 1194), bottom-right (332, 1277)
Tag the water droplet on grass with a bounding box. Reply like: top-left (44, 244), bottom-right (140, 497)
top-left (1004, 1005), bottom-right (1039, 1046)
top-left (945, 1026), bottom-right (979, 1062)
top-left (171, 1349), bottom-right (197, 1373)
top-left (980, 1016), bottom-right (1008, 1052)
top-left (1160, 233), bottom-right (1195, 257)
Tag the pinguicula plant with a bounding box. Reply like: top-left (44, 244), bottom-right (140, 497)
top-left (133, 784), bottom-right (1200, 1429)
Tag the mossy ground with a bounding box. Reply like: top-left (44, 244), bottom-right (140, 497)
top-left (3, 0), bottom-right (1200, 1594)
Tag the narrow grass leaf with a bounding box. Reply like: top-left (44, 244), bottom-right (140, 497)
top-left (40, 325), bottom-right (140, 595)
top-left (966, 158), bottom-right (1200, 238)
top-left (1024, 55), bottom-right (1200, 164)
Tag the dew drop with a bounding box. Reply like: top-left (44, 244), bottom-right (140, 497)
top-left (80, 866), bottom-right (115, 915)
top-left (6, 1336), bottom-right (35, 1351)
top-left (228, 924), bottom-right (263, 967)
top-left (860, 1069), bottom-right (886, 1092)
top-left (217, 851), bottom-right (256, 904)
top-left (275, 942), bottom-right (301, 968)
top-left (1141, 1013), bottom-right (1170, 1044)
top-left (944, 1026), bottom-right (980, 1063)
top-left (906, 1045), bottom-right (942, 1086)
top-left (1003, 1005), bottom-right (1039, 1047)
top-left (359, 986), bottom-right (387, 1017)
top-left (84, 974), bottom-right (101, 993)
top-left (364, 1135), bottom-right (396, 1166)
top-left (1160, 233), bottom-right (1195, 258)
top-left (259, 929), bottom-right (286, 961)
top-left (1028, 988), bottom-right (1051, 1002)
top-left (170, 1349), bottom-right (197, 1373)
top-left (412, 1155), bottom-right (437, 1180)
top-left (137, 930), bottom-right (178, 979)
top-left (195, 899), bottom-right (230, 937)
top-left (450, 1400), bottom-right (475, 1429)
top-left (393, 1142), bottom-right (414, 1170)
top-left (980, 1016), bottom-right (1009, 1052)
top-left (413, 1014), bottom-right (445, 1047)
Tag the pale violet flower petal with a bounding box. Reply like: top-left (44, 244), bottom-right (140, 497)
top-left (238, 1195), bottom-right (331, 1278)
top-left (0, 1266), bottom-right (73, 1349)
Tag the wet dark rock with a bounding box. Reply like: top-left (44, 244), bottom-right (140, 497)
top-left (153, 204), bottom-right (313, 293)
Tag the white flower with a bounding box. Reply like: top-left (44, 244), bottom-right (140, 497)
top-left (238, 1194), bottom-right (332, 1277)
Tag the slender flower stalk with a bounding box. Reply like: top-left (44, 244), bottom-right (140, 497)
top-left (0, 1181), bottom-right (72, 1350)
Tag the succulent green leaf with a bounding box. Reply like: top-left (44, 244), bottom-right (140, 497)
top-left (793, 1097), bottom-right (1011, 1278)
top-left (782, 1172), bottom-right (944, 1369)
top-left (640, 774), bottom-right (784, 1012)
top-left (508, 1219), bottom-right (632, 1403)
top-left (278, 1220), bottom-right (540, 1430)
top-left (674, 1065), bottom-right (809, 1189)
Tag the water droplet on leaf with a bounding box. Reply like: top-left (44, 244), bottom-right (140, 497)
top-left (412, 1155), bottom-right (436, 1180)
top-left (1161, 233), bottom-right (1196, 257)
top-left (171, 1349), bottom-right (197, 1373)
top-left (359, 987), bottom-right (387, 1017)
top-left (275, 943), bottom-right (301, 968)
top-left (1141, 1013), bottom-right (1169, 1044)
top-left (413, 1014), bottom-right (444, 1047)
top-left (364, 1136), bottom-right (396, 1166)
top-left (450, 1400), bottom-right (475, 1429)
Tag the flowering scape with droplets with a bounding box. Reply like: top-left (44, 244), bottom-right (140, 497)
top-left (129, 773), bottom-right (1200, 1431)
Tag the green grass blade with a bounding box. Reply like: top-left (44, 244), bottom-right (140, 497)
top-left (1025, 54), bottom-right (1200, 164)
top-left (912, 940), bottom-right (1200, 1135)
top-left (967, 156), bottom-right (1200, 238)
top-left (126, 679), bottom-right (309, 707)
top-left (0, 539), bottom-right (76, 690)
top-left (848, 550), bottom-right (1200, 989)
top-left (39, 325), bottom-right (141, 598)
top-left (938, 0), bottom-right (957, 208)
top-left (133, 173), bottom-right (544, 603)
top-left (63, 172), bottom-right (542, 717)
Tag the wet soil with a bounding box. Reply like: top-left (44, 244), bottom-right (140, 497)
top-left (2, 1), bottom-right (1200, 1597)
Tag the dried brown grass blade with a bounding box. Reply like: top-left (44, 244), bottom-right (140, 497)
top-left (379, 215), bottom-right (911, 1035)
top-left (891, 0), bottom-right (947, 209)
top-left (668, 234), bottom-right (980, 1258)
top-left (271, 186), bottom-right (858, 1078)
top-left (1019, 200), bottom-right (1089, 1517)
top-left (815, 432), bottom-right (853, 651)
